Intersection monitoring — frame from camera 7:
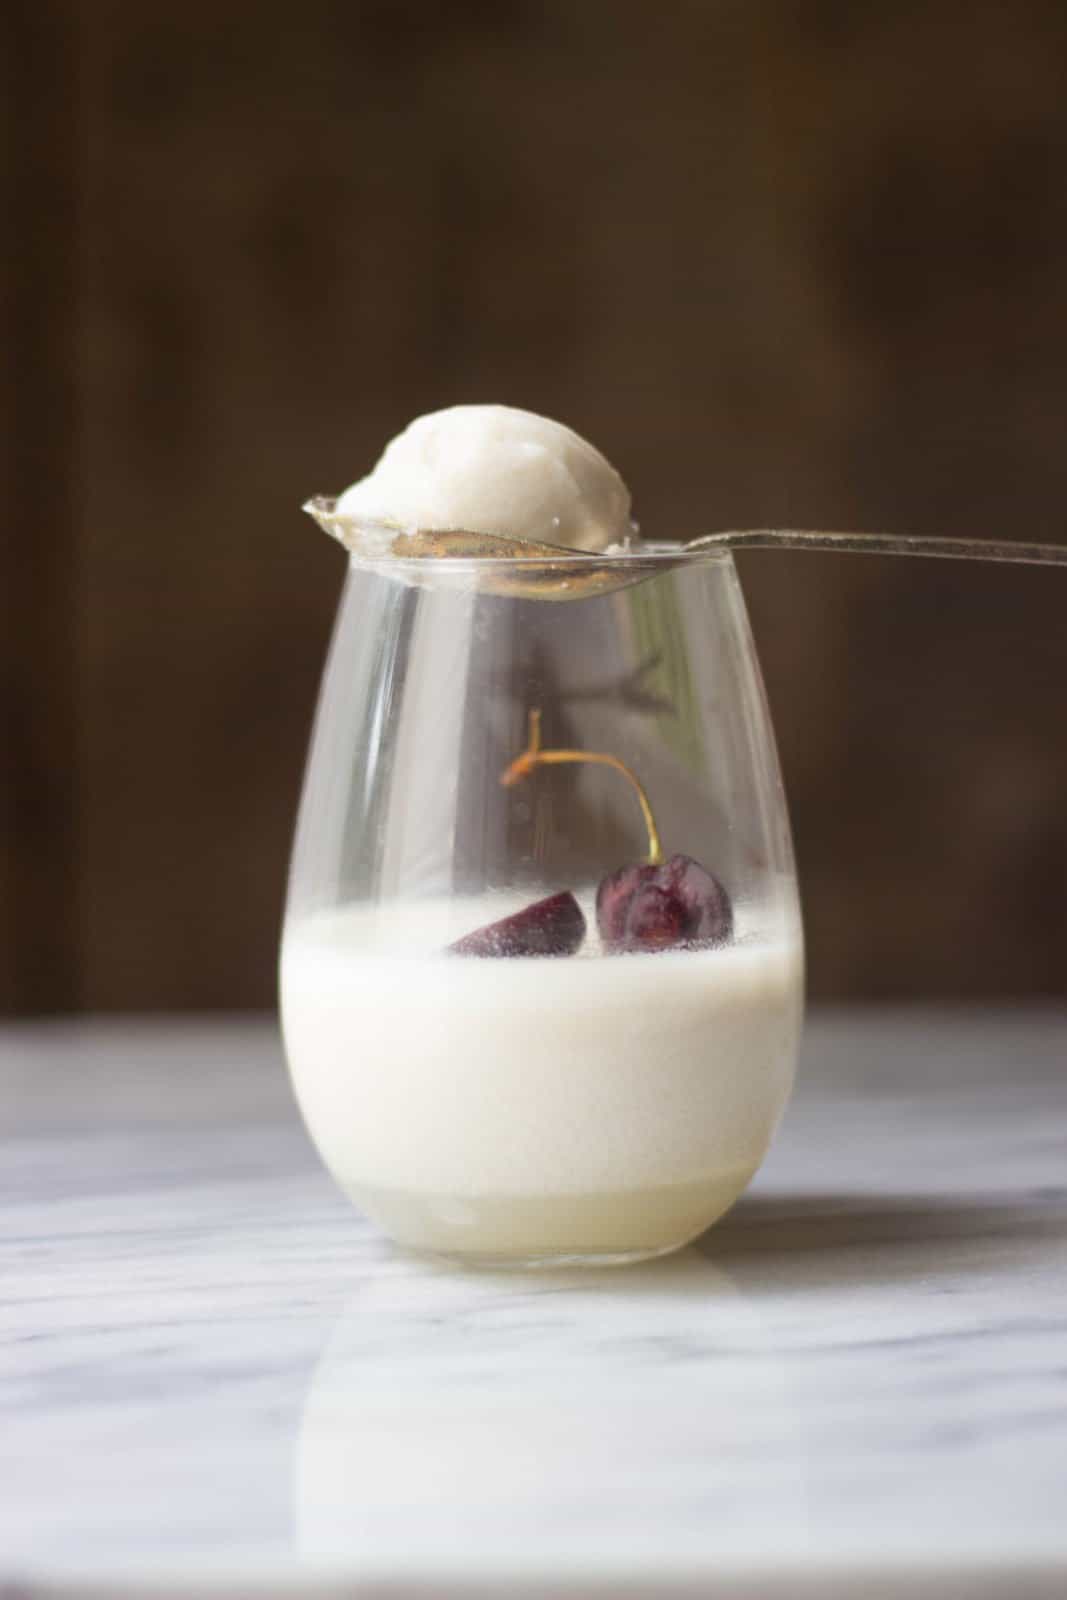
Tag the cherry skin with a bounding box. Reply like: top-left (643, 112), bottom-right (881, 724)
top-left (449, 890), bottom-right (586, 958)
top-left (596, 854), bottom-right (732, 954)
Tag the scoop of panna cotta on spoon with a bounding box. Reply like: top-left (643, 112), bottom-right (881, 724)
top-left (309, 404), bottom-right (1067, 600)
top-left (282, 405), bottom-right (804, 1266)
top-left (334, 403), bottom-right (637, 553)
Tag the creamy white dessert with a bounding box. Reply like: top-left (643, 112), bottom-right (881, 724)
top-left (281, 898), bottom-right (803, 1260)
top-left (335, 404), bottom-right (634, 553)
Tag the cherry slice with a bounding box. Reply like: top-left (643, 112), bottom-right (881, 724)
top-left (449, 890), bottom-right (586, 958)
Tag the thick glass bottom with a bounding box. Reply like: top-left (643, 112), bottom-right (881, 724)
top-left (343, 1168), bottom-right (755, 1267)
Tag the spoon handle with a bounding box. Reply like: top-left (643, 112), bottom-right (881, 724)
top-left (689, 530), bottom-right (1067, 567)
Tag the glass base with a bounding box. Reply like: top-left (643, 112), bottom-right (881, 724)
top-left (418, 1239), bottom-right (693, 1271)
top-left (343, 1169), bottom-right (755, 1267)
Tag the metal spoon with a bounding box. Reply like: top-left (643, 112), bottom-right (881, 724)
top-left (305, 497), bottom-right (1067, 602)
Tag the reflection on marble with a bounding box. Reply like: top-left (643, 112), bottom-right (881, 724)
top-left (2, 1013), bottom-right (1066, 1597)
top-left (295, 1249), bottom-right (799, 1577)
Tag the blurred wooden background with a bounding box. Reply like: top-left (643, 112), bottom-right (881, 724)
top-left (4, 0), bottom-right (1066, 1012)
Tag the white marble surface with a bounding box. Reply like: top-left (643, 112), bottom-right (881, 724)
top-left (2, 1012), bottom-right (1066, 1599)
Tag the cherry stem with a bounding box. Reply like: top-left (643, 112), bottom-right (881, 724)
top-left (500, 709), bottom-right (664, 865)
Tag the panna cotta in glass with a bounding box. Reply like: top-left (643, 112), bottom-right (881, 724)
top-left (282, 896), bottom-right (801, 1260)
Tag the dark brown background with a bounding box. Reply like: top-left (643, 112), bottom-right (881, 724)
top-left (4, 0), bottom-right (1067, 1013)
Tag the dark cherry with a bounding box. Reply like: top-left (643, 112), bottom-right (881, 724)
top-left (449, 890), bottom-right (586, 958)
top-left (596, 853), bottom-right (732, 954)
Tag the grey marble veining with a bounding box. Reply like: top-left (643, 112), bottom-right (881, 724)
top-left (2, 1012), bottom-right (1066, 1598)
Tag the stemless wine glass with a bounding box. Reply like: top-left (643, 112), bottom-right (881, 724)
top-left (280, 537), bottom-right (804, 1267)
